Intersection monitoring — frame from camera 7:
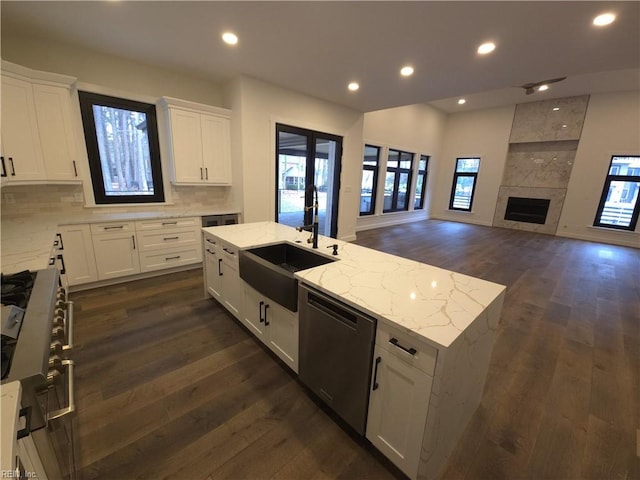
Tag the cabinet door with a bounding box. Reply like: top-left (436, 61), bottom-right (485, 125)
top-left (1, 75), bottom-right (46, 181)
top-left (243, 284), bottom-right (267, 339)
top-left (92, 233), bottom-right (140, 280)
top-left (33, 83), bottom-right (78, 181)
top-left (266, 301), bottom-right (298, 373)
top-left (205, 245), bottom-right (222, 300)
top-left (220, 246), bottom-right (243, 319)
top-left (58, 225), bottom-right (98, 286)
top-left (201, 113), bottom-right (231, 185)
top-left (168, 108), bottom-right (204, 184)
top-left (366, 346), bottom-right (433, 479)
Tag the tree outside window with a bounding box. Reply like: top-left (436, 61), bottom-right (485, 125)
top-left (78, 92), bottom-right (164, 204)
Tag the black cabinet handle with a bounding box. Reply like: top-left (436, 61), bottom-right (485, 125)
top-left (264, 304), bottom-right (270, 326)
top-left (389, 338), bottom-right (417, 356)
top-left (200, 167), bottom-right (203, 180)
top-left (372, 356), bottom-right (381, 391)
top-left (205, 168), bottom-right (208, 180)
top-left (17, 406), bottom-right (32, 440)
top-left (72, 160), bottom-right (78, 177)
top-left (57, 254), bottom-right (66, 275)
top-left (163, 236), bottom-right (179, 241)
top-left (1, 156), bottom-right (6, 177)
top-left (56, 233), bottom-right (64, 250)
top-left (259, 300), bottom-right (265, 323)
top-left (217, 258), bottom-right (223, 276)
top-left (9, 157), bottom-right (15, 176)
top-left (103, 225), bottom-right (124, 230)
top-left (132, 235), bottom-right (136, 250)
top-left (165, 255), bottom-right (181, 261)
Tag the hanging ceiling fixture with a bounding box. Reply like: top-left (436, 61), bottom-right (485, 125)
top-left (516, 77), bottom-right (567, 95)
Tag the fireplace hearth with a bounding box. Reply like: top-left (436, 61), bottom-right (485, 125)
top-left (504, 197), bottom-right (551, 225)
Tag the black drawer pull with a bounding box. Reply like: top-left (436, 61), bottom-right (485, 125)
top-left (57, 254), bottom-right (66, 275)
top-left (162, 221), bottom-right (178, 226)
top-left (165, 255), bottom-right (181, 261)
top-left (372, 356), bottom-right (381, 391)
top-left (259, 300), bottom-right (265, 323)
top-left (264, 304), bottom-right (270, 326)
top-left (104, 225), bottom-right (124, 230)
top-left (389, 337), bottom-right (417, 356)
top-left (163, 236), bottom-right (179, 241)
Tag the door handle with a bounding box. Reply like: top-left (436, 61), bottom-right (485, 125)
top-left (205, 167), bottom-right (208, 180)
top-left (218, 258), bottom-right (223, 276)
top-left (8, 157), bottom-right (15, 176)
top-left (259, 300), bottom-right (265, 323)
top-left (1, 156), bottom-right (6, 177)
top-left (264, 304), bottom-right (270, 326)
top-left (200, 167), bottom-right (203, 180)
top-left (372, 356), bottom-right (381, 391)
top-left (72, 160), bottom-right (78, 177)
top-left (132, 235), bottom-right (136, 250)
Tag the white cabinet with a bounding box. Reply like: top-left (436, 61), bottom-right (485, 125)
top-left (1, 62), bottom-right (79, 184)
top-left (91, 222), bottom-right (140, 280)
top-left (203, 233), bottom-right (243, 319)
top-left (135, 217), bottom-right (202, 273)
top-left (243, 284), bottom-right (298, 373)
top-left (161, 97), bottom-right (231, 186)
top-left (1, 75), bottom-right (47, 182)
top-left (366, 323), bottom-right (437, 479)
top-left (57, 224), bottom-right (98, 286)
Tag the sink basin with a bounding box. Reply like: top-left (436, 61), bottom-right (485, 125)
top-left (239, 242), bottom-right (337, 312)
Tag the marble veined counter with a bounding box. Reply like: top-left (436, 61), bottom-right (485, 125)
top-left (203, 221), bottom-right (506, 349)
top-left (1, 209), bottom-right (239, 274)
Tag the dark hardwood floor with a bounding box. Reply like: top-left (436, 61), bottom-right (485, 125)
top-left (70, 220), bottom-right (640, 480)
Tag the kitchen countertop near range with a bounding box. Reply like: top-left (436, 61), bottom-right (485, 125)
top-left (203, 221), bottom-right (506, 349)
top-left (1, 209), bottom-right (239, 274)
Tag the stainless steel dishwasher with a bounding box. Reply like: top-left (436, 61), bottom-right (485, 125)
top-left (298, 283), bottom-right (376, 435)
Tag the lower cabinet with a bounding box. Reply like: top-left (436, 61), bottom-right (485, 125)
top-left (203, 232), bottom-right (243, 320)
top-left (204, 235), bottom-right (222, 300)
top-left (91, 222), bottom-right (140, 280)
top-left (56, 224), bottom-right (98, 286)
top-left (243, 284), bottom-right (298, 373)
top-left (366, 324), bottom-right (437, 479)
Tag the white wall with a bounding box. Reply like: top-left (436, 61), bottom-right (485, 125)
top-left (558, 91), bottom-right (640, 247)
top-left (233, 76), bottom-right (364, 241)
top-left (359, 104), bottom-right (448, 231)
top-left (432, 106), bottom-right (515, 226)
top-left (1, 30), bottom-right (223, 106)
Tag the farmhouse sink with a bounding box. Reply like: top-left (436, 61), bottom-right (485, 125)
top-left (238, 242), bottom-right (337, 312)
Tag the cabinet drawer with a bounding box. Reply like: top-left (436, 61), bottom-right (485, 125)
top-left (137, 228), bottom-right (199, 251)
top-left (203, 234), bottom-right (218, 253)
top-left (376, 322), bottom-right (437, 376)
top-left (91, 221), bottom-right (135, 235)
top-left (139, 246), bottom-right (201, 273)
top-left (219, 241), bottom-right (238, 267)
top-left (135, 217), bottom-right (199, 231)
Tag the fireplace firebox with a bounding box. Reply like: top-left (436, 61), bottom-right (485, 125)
top-left (504, 197), bottom-right (550, 224)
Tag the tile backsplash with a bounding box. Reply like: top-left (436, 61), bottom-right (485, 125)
top-left (1, 183), bottom-right (237, 219)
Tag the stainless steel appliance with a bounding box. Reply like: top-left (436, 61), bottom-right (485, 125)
top-left (1, 268), bottom-right (75, 480)
top-left (298, 283), bottom-right (376, 435)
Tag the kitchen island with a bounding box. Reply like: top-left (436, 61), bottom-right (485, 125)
top-left (202, 221), bottom-right (506, 480)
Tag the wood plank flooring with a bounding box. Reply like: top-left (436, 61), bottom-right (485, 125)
top-left (69, 220), bottom-right (640, 479)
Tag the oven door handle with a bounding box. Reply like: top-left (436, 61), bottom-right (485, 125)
top-left (47, 359), bottom-right (75, 421)
top-left (62, 300), bottom-right (74, 351)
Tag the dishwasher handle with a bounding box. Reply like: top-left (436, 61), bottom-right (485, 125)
top-left (306, 290), bottom-right (358, 329)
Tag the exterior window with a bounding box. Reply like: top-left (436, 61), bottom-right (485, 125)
top-left (383, 149), bottom-right (413, 212)
top-left (594, 155), bottom-right (640, 230)
top-left (414, 155), bottom-right (429, 209)
top-left (449, 157), bottom-right (480, 211)
top-left (360, 145), bottom-right (380, 215)
top-left (78, 91), bottom-right (165, 204)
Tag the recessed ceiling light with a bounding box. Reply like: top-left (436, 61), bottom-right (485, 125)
top-left (562, 124), bottom-right (568, 128)
top-left (400, 66), bottom-right (414, 77)
top-left (477, 42), bottom-right (496, 55)
top-left (593, 12), bottom-right (616, 26)
top-left (458, 98), bottom-right (466, 105)
top-left (348, 82), bottom-right (359, 92)
top-left (552, 107), bottom-right (560, 111)
top-left (538, 84), bottom-right (549, 92)
top-left (222, 32), bottom-right (238, 45)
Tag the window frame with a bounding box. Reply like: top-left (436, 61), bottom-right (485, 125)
top-left (414, 154), bottom-right (430, 210)
top-left (383, 148), bottom-right (414, 213)
top-left (360, 144), bottom-right (381, 216)
top-left (78, 91), bottom-right (165, 205)
top-left (593, 155), bottom-right (640, 231)
top-left (449, 157), bottom-right (480, 212)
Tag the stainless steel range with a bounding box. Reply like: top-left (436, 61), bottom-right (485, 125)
top-left (1, 267), bottom-right (76, 480)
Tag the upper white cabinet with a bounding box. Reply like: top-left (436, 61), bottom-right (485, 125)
top-left (160, 97), bottom-right (231, 186)
top-left (1, 61), bottom-right (80, 184)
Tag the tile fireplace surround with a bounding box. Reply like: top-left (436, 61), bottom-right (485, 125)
top-left (493, 95), bottom-right (589, 234)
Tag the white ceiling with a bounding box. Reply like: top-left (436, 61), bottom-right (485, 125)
top-left (1, 1), bottom-right (639, 113)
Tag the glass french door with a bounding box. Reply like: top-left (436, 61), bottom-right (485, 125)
top-left (275, 124), bottom-right (342, 238)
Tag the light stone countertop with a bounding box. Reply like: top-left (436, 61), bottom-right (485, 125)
top-left (203, 222), bottom-right (506, 349)
top-left (1, 209), bottom-right (239, 273)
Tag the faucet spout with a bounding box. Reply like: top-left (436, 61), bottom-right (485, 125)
top-left (297, 185), bottom-right (319, 248)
